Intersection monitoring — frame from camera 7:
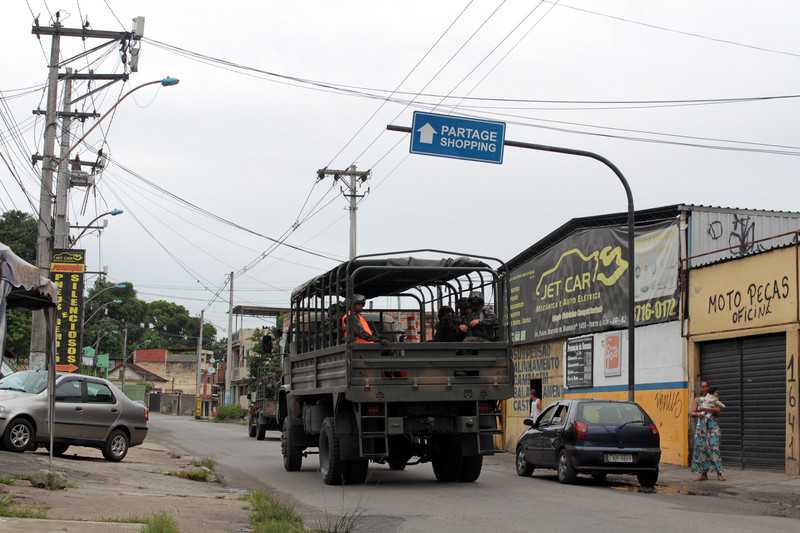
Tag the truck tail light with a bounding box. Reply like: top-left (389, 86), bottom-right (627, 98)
top-left (382, 370), bottom-right (409, 379)
top-left (144, 406), bottom-right (149, 422)
top-left (479, 402), bottom-right (493, 414)
top-left (365, 404), bottom-right (383, 417)
top-left (575, 421), bottom-right (588, 441)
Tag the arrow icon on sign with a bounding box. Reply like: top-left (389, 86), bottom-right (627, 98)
top-left (55, 364), bottom-right (79, 373)
top-left (417, 122), bottom-right (436, 144)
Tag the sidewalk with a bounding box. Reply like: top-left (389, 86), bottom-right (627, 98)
top-left (658, 464), bottom-right (800, 507)
top-left (0, 517), bottom-right (143, 532)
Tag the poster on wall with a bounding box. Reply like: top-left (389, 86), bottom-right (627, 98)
top-left (565, 336), bottom-right (593, 388)
top-left (601, 332), bottom-right (622, 377)
top-left (51, 249), bottom-right (86, 373)
top-left (510, 221), bottom-right (679, 343)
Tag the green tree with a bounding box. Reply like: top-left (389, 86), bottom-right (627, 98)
top-left (0, 210), bottom-right (38, 360)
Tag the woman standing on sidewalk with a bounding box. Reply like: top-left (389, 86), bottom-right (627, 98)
top-left (690, 380), bottom-right (726, 481)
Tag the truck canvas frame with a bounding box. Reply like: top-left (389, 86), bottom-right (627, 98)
top-left (279, 249), bottom-right (514, 485)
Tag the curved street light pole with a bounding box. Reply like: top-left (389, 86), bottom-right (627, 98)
top-left (65, 76), bottom-right (180, 156)
top-left (387, 124), bottom-right (637, 401)
top-left (71, 209), bottom-right (124, 245)
top-left (83, 299), bottom-right (122, 327)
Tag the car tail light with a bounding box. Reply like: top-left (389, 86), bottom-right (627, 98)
top-left (649, 423), bottom-right (658, 435)
top-left (575, 421), bottom-right (588, 441)
top-left (144, 407), bottom-right (149, 422)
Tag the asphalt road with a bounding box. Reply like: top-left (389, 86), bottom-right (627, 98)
top-left (149, 414), bottom-right (798, 533)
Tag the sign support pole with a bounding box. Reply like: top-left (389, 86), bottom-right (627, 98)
top-left (387, 124), bottom-right (637, 401)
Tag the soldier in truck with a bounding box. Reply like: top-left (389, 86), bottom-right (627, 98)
top-left (463, 291), bottom-right (499, 341)
top-left (341, 294), bottom-right (382, 344)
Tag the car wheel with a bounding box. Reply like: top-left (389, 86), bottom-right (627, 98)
top-left (557, 450), bottom-right (577, 484)
top-left (432, 436), bottom-right (461, 482)
top-left (319, 418), bottom-right (343, 485)
top-left (592, 473), bottom-right (608, 483)
top-left (459, 455), bottom-right (483, 482)
top-left (281, 417), bottom-right (303, 472)
top-left (3, 418), bottom-right (34, 452)
top-left (248, 415), bottom-right (256, 438)
top-left (516, 446), bottom-right (534, 477)
top-left (637, 471), bottom-right (659, 488)
top-left (343, 459), bottom-right (369, 485)
top-left (103, 429), bottom-right (129, 462)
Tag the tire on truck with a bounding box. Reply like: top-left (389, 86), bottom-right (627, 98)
top-left (281, 417), bottom-right (304, 472)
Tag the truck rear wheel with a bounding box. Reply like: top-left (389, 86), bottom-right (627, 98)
top-left (459, 455), bottom-right (483, 482)
top-left (281, 417), bottom-right (303, 472)
top-left (319, 418), bottom-right (343, 485)
top-left (432, 436), bottom-right (461, 482)
top-left (256, 418), bottom-right (267, 440)
top-left (248, 415), bottom-right (256, 438)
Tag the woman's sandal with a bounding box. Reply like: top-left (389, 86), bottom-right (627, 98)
top-left (716, 473), bottom-right (726, 481)
top-left (694, 473), bottom-right (708, 481)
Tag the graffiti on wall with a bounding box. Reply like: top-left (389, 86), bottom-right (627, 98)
top-left (789, 351), bottom-right (798, 464)
top-left (706, 214), bottom-right (766, 258)
top-left (511, 341), bottom-right (563, 415)
top-left (654, 389), bottom-right (683, 419)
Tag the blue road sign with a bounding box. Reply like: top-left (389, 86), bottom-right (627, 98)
top-left (409, 111), bottom-right (505, 164)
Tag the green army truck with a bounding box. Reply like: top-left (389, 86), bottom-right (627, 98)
top-left (278, 250), bottom-right (513, 485)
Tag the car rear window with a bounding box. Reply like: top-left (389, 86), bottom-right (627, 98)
top-left (577, 402), bottom-right (646, 425)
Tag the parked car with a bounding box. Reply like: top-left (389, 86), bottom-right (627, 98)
top-left (0, 370), bottom-right (148, 461)
top-left (515, 399), bottom-right (661, 487)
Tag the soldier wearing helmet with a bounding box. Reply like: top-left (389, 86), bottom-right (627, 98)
top-left (462, 291), bottom-right (498, 341)
top-left (341, 294), bottom-right (381, 344)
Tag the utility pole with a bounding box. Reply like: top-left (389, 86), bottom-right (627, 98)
top-left (53, 69), bottom-right (74, 249)
top-left (195, 309), bottom-right (204, 416)
top-left (29, 19), bottom-right (62, 370)
top-left (29, 16), bottom-right (139, 369)
top-left (316, 166), bottom-right (371, 259)
top-left (120, 324), bottom-right (128, 392)
top-left (225, 272), bottom-right (234, 405)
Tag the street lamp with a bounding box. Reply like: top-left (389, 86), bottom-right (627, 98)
top-left (83, 299), bottom-right (123, 326)
top-left (66, 77), bottom-right (180, 155)
top-left (70, 209), bottom-right (124, 245)
top-left (86, 282), bottom-right (128, 304)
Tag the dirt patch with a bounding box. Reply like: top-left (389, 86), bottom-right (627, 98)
top-left (0, 444), bottom-right (249, 532)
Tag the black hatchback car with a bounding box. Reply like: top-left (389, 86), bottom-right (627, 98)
top-left (515, 399), bottom-right (661, 487)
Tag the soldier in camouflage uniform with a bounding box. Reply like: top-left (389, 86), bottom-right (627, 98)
top-left (462, 291), bottom-right (498, 342)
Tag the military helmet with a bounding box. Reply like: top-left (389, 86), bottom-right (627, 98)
top-left (455, 297), bottom-right (469, 310)
top-left (468, 291), bottom-right (484, 307)
top-left (352, 293), bottom-right (367, 305)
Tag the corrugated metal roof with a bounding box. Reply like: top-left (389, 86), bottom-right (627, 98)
top-left (681, 204), bottom-right (800, 216)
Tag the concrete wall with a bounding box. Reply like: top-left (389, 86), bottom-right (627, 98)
top-left (562, 321), bottom-right (689, 466)
top-left (504, 322), bottom-right (689, 466)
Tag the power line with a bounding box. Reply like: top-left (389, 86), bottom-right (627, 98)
top-left (548, 1), bottom-right (800, 59)
top-left (144, 36), bottom-right (800, 107)
top-left (103, 0), bottom-right (126, 30)
top-left (326, 0), bottom-right (475, 168)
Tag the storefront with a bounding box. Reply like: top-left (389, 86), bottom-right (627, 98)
top-left (503, 206), bottom-right (690, 465)
top-left (688, 245), bottom-right (800, 475)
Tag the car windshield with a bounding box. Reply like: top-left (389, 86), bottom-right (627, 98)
top-left (577, 402), bottom-right (646, 425)
top-left (0, 370), bottom-right (48, 394)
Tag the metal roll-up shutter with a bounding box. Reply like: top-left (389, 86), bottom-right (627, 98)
top-left (700, 333), bottom-right (786, 470)
top-left (741, 334), bottom-right (786, 470)
top-left (700, 339), bottom-right (742, 468)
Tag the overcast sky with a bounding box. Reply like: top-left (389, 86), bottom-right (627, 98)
top-left (3, 1), bottom-right (799, 334)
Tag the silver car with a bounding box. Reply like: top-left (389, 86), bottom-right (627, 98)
top-left (0, 370), bottom-right (148, 461)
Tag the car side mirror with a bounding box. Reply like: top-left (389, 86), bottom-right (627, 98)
top-left (523, 417), bottom-right (534, 427)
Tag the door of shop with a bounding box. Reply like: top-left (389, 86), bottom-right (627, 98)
top-left (700, 333), bottom-right (786, 470)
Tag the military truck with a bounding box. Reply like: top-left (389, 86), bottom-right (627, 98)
top-left (278, 250), bottom-right (513, 485)
top-left (247, 332), bottom-right (282, 440)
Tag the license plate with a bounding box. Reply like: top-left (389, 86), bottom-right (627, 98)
top-left (605, 453), bottom-right (634, 464)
